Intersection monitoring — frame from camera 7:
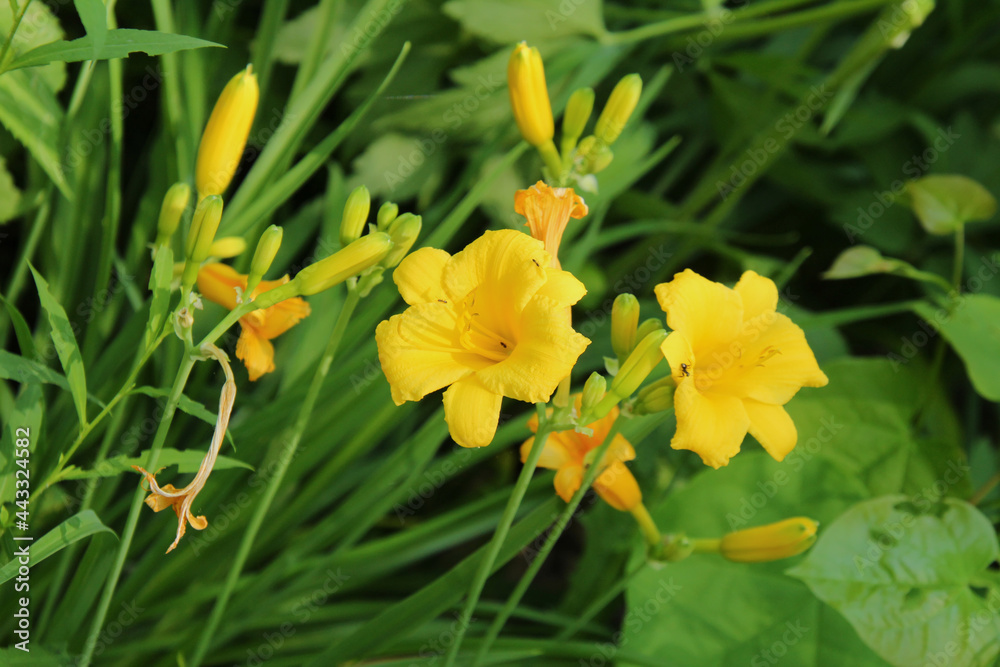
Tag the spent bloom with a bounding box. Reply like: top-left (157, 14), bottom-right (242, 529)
top-left (375, 229), bottom-right (590, 447)
top-left (195, 65), bottom-right (259, 199)
top-left (521, 395), bottom-right (641, 511)
top-left (656, 269), bottom-right (828, 468)
top-left (515, 181), bottom-right (588, 269)
top-left (198, 263), bottom-right (310, 381)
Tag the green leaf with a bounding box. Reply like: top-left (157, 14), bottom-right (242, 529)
top-left (29, 265), bottom-right (88, 425)
top-left (57, 447), bottom-right (252, 480)
top-left (7, 29), bottom-right (223, 71)
top-left (914, 294), bottom-right (1000, 402)
top-left (906, 174), bottom-right (998, 234)
top-left (73, 0), bottom-right (108, 59)
top-left (443, 0), bottom-right (606, 43)
top-left (0, 292), bottom-right (36, 359)
top-left (0, 510), bottom-right (115, 585)
top-left (789, 496), bottom-right (1000, 667)
top-left (0, 156), bottom-right (23, 223)
top-left (624, 452), bottom-right (881, 665)
top-left (822, 245), bottom-right (952, 291)
top-left (0, 71), bottom-right (71, 199)
top-left (144, 247), bottom-right (174, 348)
top-left (0, 1), bottom-right (67, 92)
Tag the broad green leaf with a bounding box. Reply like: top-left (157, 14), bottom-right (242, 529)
top-left (0, 1), bottom-right (67, 92)
top-left (0, 510), bottom-right (114, 585)
top-left (906, 174), bottom-right (998, 234)
top-left (129, 386), bottom-right (235, 448)
top-left (0, 156), bottom-right (22, 222)
top-left (0, 71), bottom-right (71, 198)
top-left (144, 247), bottom-right (174, 348)
top-left (0, 350), bottom-right (70, 388)
top-left (57, 447), bottom-right (252, 480)
top-left (0, 292), bottom-right (35, 359)
top-left (914, 294), bottom-right (1000, 402)
top-left (29, 265), bottom-right (88, 425)
top-left (7, 29), bottom-right (223, 71)
top-left (789, 496), bottom-right (1000, 667)
top-left (823, 246), bottom-right (952, 290)
top-left (443, 0), bottom-right (606, 43)
top-left (624, 452), bottom-right (882, 666)
top-left (73, 0), bottom-right (108, 59)
top-left (349, 132), bottom-right (446, 202)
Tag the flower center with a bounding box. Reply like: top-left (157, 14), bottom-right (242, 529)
top-left (457, 291), bottom-right (514, 362)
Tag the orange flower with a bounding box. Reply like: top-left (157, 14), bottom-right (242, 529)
top-left (197, 263), bottom-right (311, 380)
top-left (520, 395), bottom-right (641, 511)
top-left (515, 181), bottom-right (588, 268)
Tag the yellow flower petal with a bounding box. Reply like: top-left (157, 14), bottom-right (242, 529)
top-left (443, 374), bottom-right (503, 448)
top-left (514, 182), bottom-right (588, 267)
top-left (520, 432), bottom-right (576, 470)
top-left (594, 460), bottom-right (642, 511)
top-left (671, 381), bottom-right (749, 469)
top-left (476, 294), bottom-right (590, 403)
top-left (535, 267), bottom-right (587, 307)
top-left (393, 247), bottom-right (451, 306)
top-left (660, 331), bottom-right (695, 380)
top-left (744, 399), bottom-right (798, 461)
top-left (235, 328), bottom-right (275, 381)
top-left (553, 464), bottom-right (584, 503)
top-left (442, 230), bottom-right (549, 309)
top-left (734, 270), bottom-right (779, 322)
top-left (252, 296), bottom-right (311, 339)
top-left (198, 263), bottom-right (243, 310)
top-left (597, 433), bottom-right (636, 469)
top-left (375, 304), bottom-right (489, 405)
top-left (655, 269), bottom-right (743, 357)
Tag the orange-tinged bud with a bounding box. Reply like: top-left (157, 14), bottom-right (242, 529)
top-left (720, 517), bottom-right (819, 563)
top-left (507, 42), bottom-right (554, 147)
top-left (196, 65), bottom-right (259, 199)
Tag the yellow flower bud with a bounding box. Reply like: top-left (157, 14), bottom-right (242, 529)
top-left (208, 236), bottom-right (248, 259)
top-left (195, 65), bottom-right (260, 199)
top-left (580, 372), bottom-right (607, 416)
top-left (594, 74), bottom-right (642, 145)
top-left (381, 213), bottom-right (422, 269)
top-left (635, 317), bottom-right (663, 343)
top-left (339, 185), bottom-right (371, 248)
top-left (563, 87), bottom-right (594, 144)
top-left (185, 195), bottom-right (224, 264)
top-left (507, 42), bottom-right (554, 147)
top-left (633, 382), bottom-right (675, 416)
top-left (609, 328), bottom-right (666, 400)
top-left (155, 182), bottom-right (191, 247)
top-left (246, 225), bottom-right (283, 297)
top-left (377, 201), bottom-right (399, 230)
top-left (611, 293), bottom-right (640, 360)
top-left (720, 517), bottom-right (819, 563)
top-left (292, 232), bottom-right (393, 296)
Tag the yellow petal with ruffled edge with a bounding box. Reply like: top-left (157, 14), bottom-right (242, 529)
top-left (443, 374), bottom-right (503, 448)
top-left (375, 303), bottom-right (490, 405)
top-left (734, 270), bottom-right (779, 322)
top-left (476, 294), bottom-right (590, 403)
top-left (253, 296), bottom-right (311, 339)
top-left (443, 230), bottom-right (549, 309)
top-left (535, 267), bottom-right (587, 306)
top-left (594, 461), bottom-right (642, 511)
top-left (235, 328), bottom-right (275, 381)
top-left (671, 381), bottom-right (750, 469)
top-left (660, 330), bottom-right (695, 380)
top-left (744, 399), bottom-right (798, 461)
top-left (393, 247), bottom-right (451, 306)
top-left (655, 269), bottom-right (742, 357)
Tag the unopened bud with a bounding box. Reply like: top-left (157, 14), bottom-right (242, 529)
top-left (246, 225), bottom-right (283, 297)
top-left (292, 232), bottom-right (393, 296)
top-left (182, 195), bottom-right (224, 291)
top-left (634, 379), bottom-right (675, 416)
top-left (155, 182), bottom-right (191, 247)
top-left (720, 517), bottom-right (819, 563)
top-left (208, 236), bottom-right (247, 259)
top-left (381, 214), bottom-right (422, 269)
top-left (609, 328), bottom-right (667, 400)
top-left (611, 293), bottom-right (640, 360)
top-left (580, 372), bottom-right (607, 416)
top-left (508, 42), bottom-right (554, 147)
top-left (594, 74), bottom-right (642, 145)
top-left (377, 201), bottom-right (399, 230)
top-left (563, 88), bottom-right (594, 144)
top-left (196, 65), bottom-right (259, 199)
top-left (635, 318), bottom-right (663, 343)
top-left (339, 185), bottom-right (371, 247)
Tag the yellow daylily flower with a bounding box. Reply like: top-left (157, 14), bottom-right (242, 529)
top-left (655, 269), bottom-right (828, 468)
top-left (514, 181), bottom-right (588, 269)
top-left (521, 395), bottom-right (641, 511)
top-left (720, 517), bottom-right (819, 562)
top-left (198, 263), bottom-right (311, 381)
top-left (375, 229), bottom-right (590, 447)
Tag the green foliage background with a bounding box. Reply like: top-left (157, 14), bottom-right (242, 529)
top-left (1, 0), bottom-right (999, 665)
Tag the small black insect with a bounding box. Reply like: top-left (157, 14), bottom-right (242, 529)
top-left (500, 341), bottom-right (508, 348)
top-left (680, 363), bottom-right (691, 377)
top-left (437, 299), bottom-right (447, 304)
top-left (531, 258), bottom-right (540, 267)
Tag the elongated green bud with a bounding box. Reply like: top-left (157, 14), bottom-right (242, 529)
top-left (594, 74), bottom-right (642, 145)
top-left (563, 88), bottom-right (594, 144)
top-left (155, 182), bottom-right (191, 247)
top-left (245, 225), bottom-right (283, 297)
top-left (181, 195), bottom-right (224, 292)
top-left (611, 293), bottom-right (640, 360)
top-left (377, 201), bottom-right (399, 230)
top-left (340, 185), bottom-right (371, 248)
top-left (635, 317), bottom-right (663, 343)
top-left (292, 232), bottom-right (393, 296)
top-left (609, 328), bottom-right (666, 399)
top-left (580, 372), bottom-right (607, 416)
top-left (381, 214), bottom-right (422, 269)
top-left (634, 380), bottom-right (675, 416)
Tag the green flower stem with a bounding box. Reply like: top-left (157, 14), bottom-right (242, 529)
top-left (195, 301), bottom-right (257, 349)
top-left (470, 418), bottom-right (625, 666)
top-left (630, 502), bottom-right (663, 551)
top-left (189, 287), bottom-right (361, 667)
top-left (537, 140), bottom-right (565, 185)
top-left (78, 354), bottom-right (197, 667)
top-left (442, 406), bottom-right (557, 667)
top-left (691, 538), bottom-right (722, 554)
